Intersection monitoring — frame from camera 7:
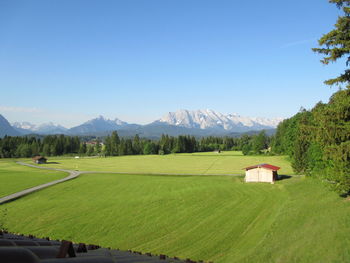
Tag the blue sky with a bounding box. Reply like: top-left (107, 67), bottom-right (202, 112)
top-left (0, 0), bottom-right (345, 127)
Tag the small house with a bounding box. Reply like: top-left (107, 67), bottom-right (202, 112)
top-left (32, 156), bottom-right (47, 164)
top-left (244, 163), bottom-right (280, 183)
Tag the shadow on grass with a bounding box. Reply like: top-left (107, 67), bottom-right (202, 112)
top-left (278, 175), bottom-right (292, 181)
top-left (46, 162), bottom-right (60, 164)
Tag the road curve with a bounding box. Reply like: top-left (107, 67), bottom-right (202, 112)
top-left (0, 162), bottom-right (81, 205)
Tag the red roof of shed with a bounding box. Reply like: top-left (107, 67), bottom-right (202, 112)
top-left (244, 163), bottom-right (280, 171)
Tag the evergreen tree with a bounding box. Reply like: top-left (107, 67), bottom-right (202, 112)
top-left (310, 0), bottom-right (350, 195)
top-left (73, 137), bottom-right (81, 153)
top-left (124, 139), bottom-right (134, 155)
top-left (104, 136), bottom-right (112, 156)
top-left (252, 130), bottom-right (268, 154)
top-left (50, 144), bottom-right (56, 156)
top-left (86, 145), bottom-right (94, 156)
top-left (143, 141), bottom-right (157, 155)
top-left (110, 131), bottom-right (120, 156)
top-left (79, 143), bottom-right (87, 155)
top-left (238, 135), bottom-right (252, 151)
top-left (94, 140), bottom-right (101, 155)
top-left (159, 134), bottom-right (171, 154)
top-left (312, 0), bottom-right (350, 86)
top-left (242, 144), bottom-right (251, 156)
top-left (132, 134), bottom-right (141, 154)
top-left (118, 139), bottom-right (127, 156)
top-left (30, 141), bottom-right (40, 156)
top-left (312, 89), bottom-right (350, 195)
top-left (291, 111), bottom-right (312, 173)
top-left (306, 142), bottom-right (326, 177)
top-left (42, 144), bottom-right (51, 156)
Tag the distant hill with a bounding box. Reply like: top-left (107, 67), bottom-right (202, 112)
top-left (67, 116), bottom-right (140, 135)
top-left (0, 114), bottom-right (21, 137)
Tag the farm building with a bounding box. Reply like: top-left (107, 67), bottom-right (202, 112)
top-left (32, 156), bottom-right (47, 164)
top-left (244, 163), bottom-right (280, 183)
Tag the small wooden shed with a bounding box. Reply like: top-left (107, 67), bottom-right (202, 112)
top-left (244, 163), bottom-right (280, 183)
top-left (32, 156), bottom-right (47, 164)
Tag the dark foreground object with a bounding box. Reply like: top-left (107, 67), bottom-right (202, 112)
top-left (0, 231), bottom-right (207, 263)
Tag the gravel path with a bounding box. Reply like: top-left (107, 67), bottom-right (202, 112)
top-left (0, 162), bottom-right (81, 205)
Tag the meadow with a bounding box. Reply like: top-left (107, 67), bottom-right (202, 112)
top-left (0, 159), bottom-right (66, 197)
top-left (23, 151), bottom-right (294, 176)
top-left (2, 173), bottom-right (350, 262)
top-left (2, 152), bottom-right (350, 262)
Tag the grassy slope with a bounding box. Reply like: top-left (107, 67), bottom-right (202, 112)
top-left (0, 159), bottom-right (67, 197)
top-left (23, 151), bottom-right (293, 175)
top-left (2, 172), bottom-right (350, 263)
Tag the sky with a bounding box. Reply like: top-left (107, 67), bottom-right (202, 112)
top-left (0, 0), bottom-right (345, 127)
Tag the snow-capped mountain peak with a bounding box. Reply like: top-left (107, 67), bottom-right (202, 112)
top-left (12, 121), bottom-right (68, 134)
top-left (35, 122), bottom-right (68, 133)
top-left (12, 121), bottom-right (37, 130)
top-left (159, 109), bottom-right (283, 131)
top-left (85, 116), bottom-right (127, 126)
top-left (114, 118), bottom-right (128, 126)
top-left (3, 110), bottom-right (283, 137)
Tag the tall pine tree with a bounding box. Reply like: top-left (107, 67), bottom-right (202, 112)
top-left (312, 0), bottom-right (350, 86)
top-left (310, 0), bottom-right (350, 195)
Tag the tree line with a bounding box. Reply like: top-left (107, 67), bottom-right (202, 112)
top-left (271, 89), bottom-right (350, 195)
top-left (0, 130), bottom-right (271, 159)
top-left (103, 131), bottom-right (270, 156)
top-left (0, 135), bottom-right (81, 158)
top-left (271, 0), bottom-right (350, 196)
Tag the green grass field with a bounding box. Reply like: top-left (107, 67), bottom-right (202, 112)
top-left (2, 153), bottom-right (349, 262)
top-left (23, 151), bottom-right (294, 175)
top-left (0, 159), bottom-right (67, 198)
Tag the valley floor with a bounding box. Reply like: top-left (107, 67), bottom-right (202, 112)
top-left (1, 157), bottom-right (350, 262)
top-left (20, 151), bottom-right (294, 176)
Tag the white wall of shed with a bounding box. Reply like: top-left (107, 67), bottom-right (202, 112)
top-left (245, 168), bottom-right (274, 183)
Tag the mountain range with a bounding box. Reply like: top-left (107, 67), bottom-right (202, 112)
top-left (12, 122), bottom-right (68, 135)
top-left (0, 109), bottom-right (283, 138)
top-left (158, 109), bottom-right (282, 132)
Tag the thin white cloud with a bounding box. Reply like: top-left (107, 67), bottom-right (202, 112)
top-left (0, 105), bottom-right (43, 113)
top-left (281, 38), bottom-right (317, 48)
